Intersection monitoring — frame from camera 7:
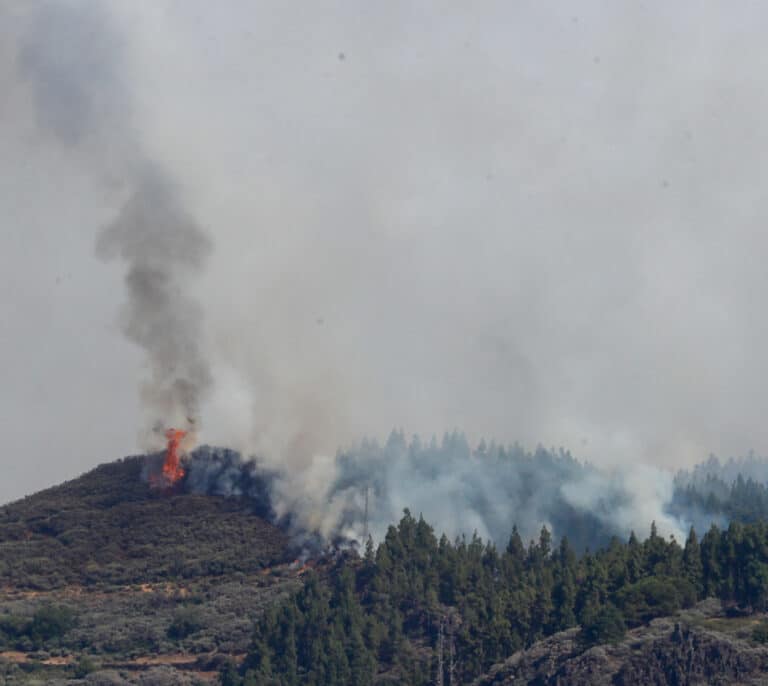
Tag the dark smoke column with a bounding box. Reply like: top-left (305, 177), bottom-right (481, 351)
top-left (15, 3), bottom-right (213, 442)
top-left (95, 167), bottom-right (213, 435)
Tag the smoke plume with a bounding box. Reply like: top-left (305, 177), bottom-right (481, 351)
top-left (15, 1), bottom-right (212, 441)
top-left (94, 168), bottom-right (212, 432)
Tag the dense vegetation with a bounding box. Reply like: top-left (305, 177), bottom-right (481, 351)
top-left (232, 513), bottom-right (768, 685)
top-left (0, 603), bottom-right (77, 650)
top-left (672, 474), bottom-right (768, 525)
top-left (4, 452), bottom-right (768, 683)
top-left (0, 457), bottom-right (289, 589)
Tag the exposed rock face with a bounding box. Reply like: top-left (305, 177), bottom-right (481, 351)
top-left (473, 601), bottom-right (768, 685)
top-left (613, 622), bottom-right (768, 686)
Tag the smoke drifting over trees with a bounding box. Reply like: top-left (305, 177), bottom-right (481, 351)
top-left (185, 436), bottom-right (759, 552)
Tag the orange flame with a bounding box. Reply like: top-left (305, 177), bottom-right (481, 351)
top-left (151, 428), bottom-right (187, 488)
top-left (162, 428), bottom-right (187, 484)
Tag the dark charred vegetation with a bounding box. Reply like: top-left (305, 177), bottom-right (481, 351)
top-left (155, 444), bottom-right (360, 560)
top-left (143, 445), bottom-right (278, 522)
top-left (184, 447), bottom-right (276, 522)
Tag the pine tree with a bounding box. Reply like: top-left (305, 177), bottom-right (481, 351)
top-left (552, 565), bottom-right (577, 631)
top-left (682, 526), bottom-right (703, 596)
top-left (626, 531), bottom-right (643, 583)
top-left (504, 525), bottom-right (526, 584)
top-left (701, 524), bottom-right (722, 598)
top-left (241, 511), bottom-right (768, 684)
top-left (538, 526), bottom-right (552, 559)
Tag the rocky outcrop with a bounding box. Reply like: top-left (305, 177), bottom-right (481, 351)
top-left (473, 601), bottom-right (768, 685)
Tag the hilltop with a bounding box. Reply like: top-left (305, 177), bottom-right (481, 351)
top-left (0, 456), bottom-right (300, 684)
top-left (0, 456), bottom-right (289, 590)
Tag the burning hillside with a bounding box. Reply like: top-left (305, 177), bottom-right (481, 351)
top-left (148, 428), bottom-right (189, 490)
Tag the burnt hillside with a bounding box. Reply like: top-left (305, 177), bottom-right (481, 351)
top-left (0, 456), bottom-right (290, 590)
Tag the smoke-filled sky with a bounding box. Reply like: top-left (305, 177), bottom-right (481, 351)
top-left (3, 1), bottom-right (768, 505)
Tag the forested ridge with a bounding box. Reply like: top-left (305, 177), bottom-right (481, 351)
top-left (4, 454), bottom-right (768, 684)
top-left (672, 474), bottom-right (768, 525)
top-left (230, 512), bottom-right (768, 685)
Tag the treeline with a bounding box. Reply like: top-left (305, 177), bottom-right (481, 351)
top-left (672, 474), bottom-right (768, 524)
top-left (327, 433), bottom-right (768, 554)
top-left (226, 512), bottom-right (768, 686)
top-left (676, 453), bottom-right (768, 489)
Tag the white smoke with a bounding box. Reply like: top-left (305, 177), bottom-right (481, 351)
top-left (186, 435), bottom-right (693, 551)
top-left (560, 463), bottom-right (686, 543)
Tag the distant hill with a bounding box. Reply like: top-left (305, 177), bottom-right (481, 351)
top-left (0, 456), bottom-right (290, 590)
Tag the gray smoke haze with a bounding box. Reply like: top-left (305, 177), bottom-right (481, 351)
top-left (4, 1), bottom-right (768, 540)
top-left (12, 1), bottom-right (212, 442)
top-left (677, 454), bottom-right (768, 491)
top-left (183, 436), bottom-right (690, 552)
top-left (16, 2), bottom-right (126, 146)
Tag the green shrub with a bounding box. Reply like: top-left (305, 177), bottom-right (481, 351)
top-left (615, 576), bottom-right (695, 625)
top-left (753, 620), bottom-right (768, 644)
top-left (167, 607), bottom-right (204, 640)
top-left (0, 614), bottom-right (28, 643)
top-left (29, 604), bottom-right (77, 643)
top-left (581, 604), bottom-right (627, 645)
top-left (74, 655), bottom-right (98, 678)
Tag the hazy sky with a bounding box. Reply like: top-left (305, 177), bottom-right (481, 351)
top-left (3, 1), bottom-right (768, 504)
